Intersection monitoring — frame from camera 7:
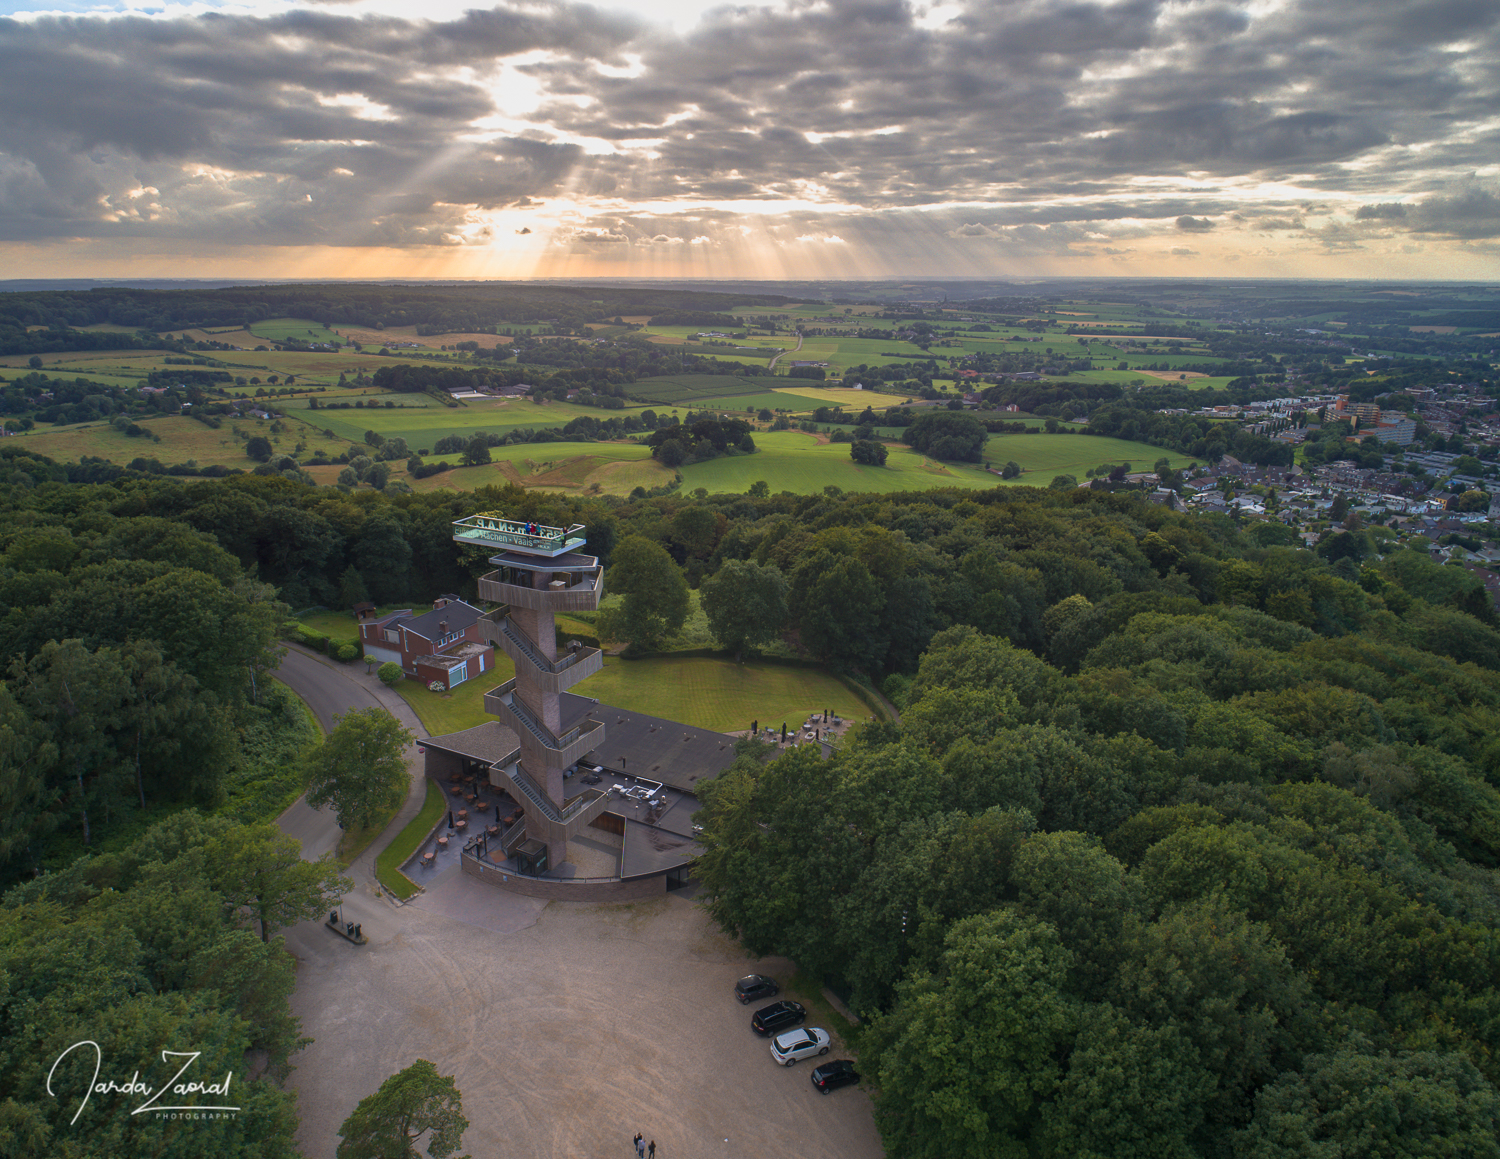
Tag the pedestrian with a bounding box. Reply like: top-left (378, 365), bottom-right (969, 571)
top-left (633, 1133), bottom-right (644, 1158)
top-left (648, 1143), bottom-right (656, 1159)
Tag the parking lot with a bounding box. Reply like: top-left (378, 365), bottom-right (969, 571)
top-left (284, 878), bottom-right (885, 1158)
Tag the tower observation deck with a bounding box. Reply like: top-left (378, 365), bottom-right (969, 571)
top-left (453, 513), bottom-right (608, 871)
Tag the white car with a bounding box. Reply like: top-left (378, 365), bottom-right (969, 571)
top-left (770, 1027), bottom-right (831, 1066)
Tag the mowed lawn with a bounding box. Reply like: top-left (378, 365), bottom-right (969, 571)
top-left (986, 433), bottom-right (1196, 482)
top-left (572, 656), bottom-right (870, 734)
top-left (682, 431), bottom-right (997, 495)
top-left (396, 654), bottom-right (864, 737)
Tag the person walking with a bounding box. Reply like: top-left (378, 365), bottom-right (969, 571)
top-left (648, 1142), bottom-right (656, 1159)
top-left (633, 1133), bottom-right (643, 1157)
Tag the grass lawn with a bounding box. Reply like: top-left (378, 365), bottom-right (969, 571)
top-left (985, 433), bottom-right (1195, 482)
top-left (375, 778), bottom-right (446, 900)
top-left (396, 653), bottom-right (866, 736)
top-left (681, 430), bottom-right (998, 495)
top-left (394, 657), bottom-right (517, 736)
top-left (571, 655), bottom-right (870, 734)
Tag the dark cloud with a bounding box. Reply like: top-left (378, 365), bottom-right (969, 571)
top-left (0, 0), bottom-right (1493, 254)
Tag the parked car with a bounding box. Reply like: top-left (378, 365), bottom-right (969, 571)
top-left (811, 1059), bottom-right (860, 1093)
top-left (770, 1027), bottom-right (831, 1066)
top-left (751, 1001), bottom-right (806, 1036)
top-left (735, 974), bottom-right (778, 1004)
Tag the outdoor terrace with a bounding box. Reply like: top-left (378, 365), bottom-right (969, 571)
top-left (452, 513), bottom-right (587, 558)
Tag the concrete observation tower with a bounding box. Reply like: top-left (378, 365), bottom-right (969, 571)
top-left (451, 513), bottom-right (610, 873)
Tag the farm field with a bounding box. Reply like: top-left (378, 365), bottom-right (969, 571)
top-left (6, 413), bottom-right (272, 469)
top-left (407, 442), bottom-right (671, 497)
top-left (677, 389), bottom-right (838, 414)
top-left (289, 396), bottom-right (643, 448)
top-left (626, 374), bottom-right (782, 404)
top-left (984, 433), bottom-right (1195, 482)
top-left (680, 430), bottom-right (997, 495)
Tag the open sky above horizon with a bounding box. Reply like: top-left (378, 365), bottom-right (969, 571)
top-left (0, 0), bottom-right (1497, 282)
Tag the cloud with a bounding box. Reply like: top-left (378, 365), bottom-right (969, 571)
top-left (1407, 183), bottom-right (1500, 239)
top-left (515, 226), bottom-right (532, 234)
top-left (1168, 246), bottom-right (1198, 256)
top-left (0, 0), bottom-right (1493, 270)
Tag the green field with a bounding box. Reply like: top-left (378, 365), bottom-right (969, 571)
top-left (682, 431), bottom-right (998, 494)
top-left (408, 441), bottom-right (671, 496)
top-left (9, 413), bottom-right (280, 469)
top-left (984, 433), bottom-right (1195, 482)
top-left (248, 318), bottom-right (347, 345)
top-left (626, 374), bottom-right (784, 404)
top-left (289, 396), bottom-right (642, 450)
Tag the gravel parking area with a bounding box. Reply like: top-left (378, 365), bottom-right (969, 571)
top-left (285, 884), bottom-right (885, 1158)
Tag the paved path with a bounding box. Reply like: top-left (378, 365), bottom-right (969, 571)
top-left (271, 644), bottom-right (432, 939)
top-left (766, 330), bottom-right (803, 371)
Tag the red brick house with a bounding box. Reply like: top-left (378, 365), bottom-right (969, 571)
top-left (358, 595), bottom-right (497, 690)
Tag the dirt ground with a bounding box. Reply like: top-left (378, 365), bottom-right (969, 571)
top-left (284, 878), bottom-right (885, 1159)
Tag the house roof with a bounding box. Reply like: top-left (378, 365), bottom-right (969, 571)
top-left (401, 599), bottom-right (487, 642)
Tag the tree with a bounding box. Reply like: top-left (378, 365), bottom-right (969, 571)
top-left (1049, 475), bottom-right (1077, 490)
top-left (303, 708), bottom-right (412, 832)
top-left (27, 355), bottom-right (42, 369)
top-left (378, 661), bottom-right (403, 685)
top-left (1237, 1043), bottom-right (1500, 1159)
top-left (339, 565), bottom-right (371, 608)
top-left (903, 411), bottom-right (987, 461)
top-left (747, 480), bottom-right (769, 498)
top-left (600, 536), bottom-right (689, 651)
top-left (863, 909), bottom-right (1077, 1159)
top-left (337, 1059), bottom-right (470, 1159)
top-left (1001, 460), bottom-right (1021, 478)
top-left (851, 440), bottom-right (889, 466)
top-left (701, 559), bottom-right (789, 662)
top-left (460, 437), bottom-right (491, 466)
top-left (246, 436), bottom-right (274, 462)
top-left (207, 822), bottom-right (352, 942)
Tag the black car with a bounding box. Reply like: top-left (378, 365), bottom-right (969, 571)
top-left (811, 1059), bottom-right (860, 1094)
top-left (735, 974), bottom-right (779, 1004)
top-left (751, 1000), bottom-right (806, 1036)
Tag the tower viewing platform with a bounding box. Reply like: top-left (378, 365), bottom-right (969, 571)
top-left (452, 512), bottom-right (607, 870)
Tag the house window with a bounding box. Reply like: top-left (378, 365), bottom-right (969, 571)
top-left (384, 629), bottom-right (399, 643)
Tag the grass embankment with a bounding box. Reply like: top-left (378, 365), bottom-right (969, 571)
top-left (375, 779), bottom-right (447, 900)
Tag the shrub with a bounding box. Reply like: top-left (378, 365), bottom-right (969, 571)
top-left (335, 643), bottom-right (359, 662)
top-left (378, 661), bottom-right (404, 685)
top-left (428, 680), bottom-right (446, 693)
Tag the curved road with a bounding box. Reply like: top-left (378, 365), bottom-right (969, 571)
top-left (766, 330), bottom-right (802, 370)
top-left (271, 646), bottom-right (430, 941)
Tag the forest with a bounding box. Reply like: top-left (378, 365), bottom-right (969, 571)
top-left (3, 441), bottom-right (1500, 1154)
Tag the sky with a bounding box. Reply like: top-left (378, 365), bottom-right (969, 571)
top-left (0, 0), bottom-right (1497, 281)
